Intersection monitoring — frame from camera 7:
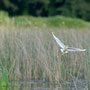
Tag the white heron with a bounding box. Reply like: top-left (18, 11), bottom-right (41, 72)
top-left (52, 32), bottom-right (86, 54)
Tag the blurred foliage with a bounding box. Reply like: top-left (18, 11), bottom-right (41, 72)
top-left (0, 68), bottom-right (8, 90)
top-left (0, 11), bottom-right (90, 29)
top-left (0, 0), bottom-right (90, 21)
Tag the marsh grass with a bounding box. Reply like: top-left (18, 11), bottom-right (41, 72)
top-left (0, 26), bottom-right (89, 89)
top-left (0, 11), bottom-right (90, 89)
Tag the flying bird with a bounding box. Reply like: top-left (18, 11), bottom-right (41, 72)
top-left (52, 32), bottom-right (86, 54)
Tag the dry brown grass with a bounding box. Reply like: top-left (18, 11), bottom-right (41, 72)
top-left (0, 26), bottom-right (89, 87)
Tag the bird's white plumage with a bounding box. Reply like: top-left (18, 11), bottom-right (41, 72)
top-left (52, 32), bottom-right (65, 49)
top-left (52, 32), bottom-right (86, 54)
top-left (68, 49), bottom-right (86, 52)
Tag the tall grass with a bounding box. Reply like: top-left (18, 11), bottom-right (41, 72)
top-left (0, 26), bottom-right (89, 86)
top-left (0, 11), bottom-right (90, 89)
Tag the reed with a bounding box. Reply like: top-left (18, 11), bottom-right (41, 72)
top-left (0, 26), bottom-right (89, 88)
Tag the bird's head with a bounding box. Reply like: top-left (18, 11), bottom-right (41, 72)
top-left (65, 45), bottom-right (68, 49)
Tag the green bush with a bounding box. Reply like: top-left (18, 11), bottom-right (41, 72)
top-left (0, 0), bottom-right (90, 21)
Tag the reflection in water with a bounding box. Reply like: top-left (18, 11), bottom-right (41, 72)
top-left (5, 79), bottom-right (90, 90)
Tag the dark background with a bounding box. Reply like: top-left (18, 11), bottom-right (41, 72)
top-left (0, 0), bottom-right (90, 21)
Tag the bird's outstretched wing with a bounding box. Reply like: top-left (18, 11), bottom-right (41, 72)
top-left (52, 32), bottom-right (65, 48)
top-left (67, 47), bottom-right (86, 52)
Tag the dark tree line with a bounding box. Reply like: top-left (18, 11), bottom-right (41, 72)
top-left (0, 0), bottom-right (90, 21)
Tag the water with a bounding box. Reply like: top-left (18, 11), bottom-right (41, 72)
top-left (6, 79), bottom-right (89, 90)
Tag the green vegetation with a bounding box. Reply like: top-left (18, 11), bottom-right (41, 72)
top-left (0, 11), bottom-right (90, 89)
top-left (0, 0), bottom-right (90, 21)
top-left (0, 11), bottom-right (90, 28)
top-left (0, 69), bottom-right (8, 90)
